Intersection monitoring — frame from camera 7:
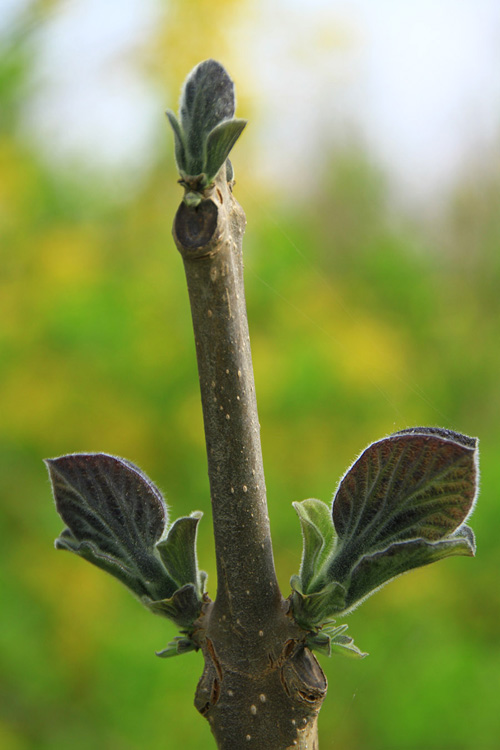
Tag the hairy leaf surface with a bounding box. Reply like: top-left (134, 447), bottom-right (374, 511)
top-left (345, 525), bottom-right (475, 611)
top-left (48, 453), bottom-right (177, 601)
top-left (291, 429), bottom-right (478, 633)
top-left (165, 109), bottom-right (187, 174)
top-left (180, 59), bottom-right (235, 175)
top-left (290, 576), bottom-right (346, 629)
top-left (293, 499), bottom-right (336, 590)
top-left (330, 431), bottom-right (477, 580)
top-left (157, 512), bottom-right (205, 595)
top-left (145, 583), bottom-right (204, 628)
top-left (205, 118), bottom-right (247, 183)
top-left (167, 60), bottom-right (246, 186)
top-left (306, 622), bottom-right (367, 658)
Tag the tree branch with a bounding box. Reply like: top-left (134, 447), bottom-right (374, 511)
top-left (173, 167), bottom-right (280, 623)
top-left (173, 168), bottom-right (327, 749)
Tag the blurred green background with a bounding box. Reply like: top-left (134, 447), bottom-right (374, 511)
top-left (1, 2), bottom-right (500, 748)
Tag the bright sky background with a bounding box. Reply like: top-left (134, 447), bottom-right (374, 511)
top-left (5, 0), bottom-right (500, 211)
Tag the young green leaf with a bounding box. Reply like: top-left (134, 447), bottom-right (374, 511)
top-left (156, 512), bottom-right (206, 597)
top-left (145, 582), bottom-right (204, 629)
top-left (166, 109), bottom-right (187, 174)
top-left (204, 118), bottom-right (247, 184)
top-left (47, 453), bottom-right (177, 602)
top-left (156, 636), bottom-right (198, 659)
top-left (290, 576), bottom-right (346, 629)
top-left (329, 634), bottom-right (367, 659)
top-left (292, 498), bottom-right (336, 591)
top-left (180, 59), bottom-right (236, 176)
top-left (166, 59), bottom-right (246, 190)
top-left (306, 622), bottom-right (367, 659)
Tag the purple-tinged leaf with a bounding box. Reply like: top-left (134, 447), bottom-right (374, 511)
top-left (290, 429), bottom-right (479, 634)
top-left (393, 426), bottom-right (477, 449)
top-left (330, 431), bottom-right (478, 580)
top-left (47, 453), bottom-right (176, 602)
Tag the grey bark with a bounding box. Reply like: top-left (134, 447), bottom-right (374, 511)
top-left (173, 169), bottom-right (327, 749)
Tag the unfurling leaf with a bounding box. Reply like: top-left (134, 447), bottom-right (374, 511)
top-left (145, 583), bottom-right (204, 629)
top-left (157, 512), bottom-right (206, 597)
top-left (180, 59), bottom-right (236, 171)
top-left (166, 109), bottom-right (187, 174)
top-left (205, 118), bottom-right (247, 184)
top-left (156, 636), bottom-right (198, 659)
top-left (290, 428), bottom-right (479, 633)
top-left (47, 453), bottom-right (206, 629)
top-left (306, 622), bottom-right (367, 659)
top-left (166, 59), bottom-right (246, 187)
top-left (329, 634), bottom-right (367, 659)
top-left (292, 499), bottom-right (336, 591)
top-left (290, 575), bottom-right (346, 630)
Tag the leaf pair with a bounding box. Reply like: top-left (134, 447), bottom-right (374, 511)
top-left (167, 59), bottom-right (247, 189)
top-left (47, 453), bottom-right (206, 629)
top-left (291, 428), bottom-right (478, 635)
